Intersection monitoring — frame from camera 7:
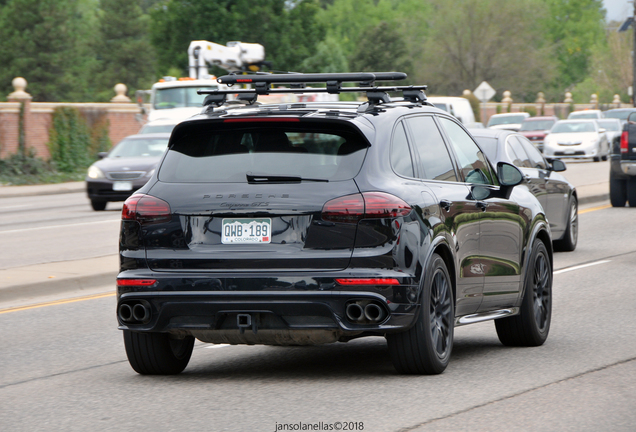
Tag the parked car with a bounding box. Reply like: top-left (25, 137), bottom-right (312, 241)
top-left (568, 109), bottom-right (602, 120)
top-left (427, 96), bottom-right (476, 125)
top-left (603, 108), bottom-right (636, 126)
top-left (139, 118), bottom-right (177, 135)
top-left (486, 112), bottom-right (530, 131)
top-left (116, 72), bottom-right (553, 376)
top-left (519, 116), bottom-right (558, 152)
top-left (596, 118), bottom-right (622, 150)
top-left (543, 119), bottom-right (609, 162)
top-left (470, 128), bottom-right (577, 251)
top-left (609, 112), bottom-right (636, 207)
top-left (86, 134), bottom-right (170, 211)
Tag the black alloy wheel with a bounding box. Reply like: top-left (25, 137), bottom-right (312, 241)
top-left (387, 253), bottom-right (454, 374)
top-left (123, 330), bottom-right (195, 375)
top-left (495, 240), bottom-right (552, 346)
top-left (610, 175), bottom-right (627, 207)
top-left (554, 197), bottom-right (578, 252)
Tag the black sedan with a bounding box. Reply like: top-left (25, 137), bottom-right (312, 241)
top-left (116, 73), bottom-right (553, 376)
top-left (86, 134), bottom-right (170, 211)
top-left (470, 128), bottom-right (577, 251)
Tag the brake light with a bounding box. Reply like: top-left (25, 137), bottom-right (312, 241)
top-left (223, 118), bottom-right (300, 123)
top-left (322, 192), bottom-right (411, 223)
top-left (621, 131), bottom-right (629, 154)
top-left (117, 279), bottom-right (157, 286)
top-left (335, 278), bottom-right (400, 285)
top-left (122, 194), bottom-right (171, 224)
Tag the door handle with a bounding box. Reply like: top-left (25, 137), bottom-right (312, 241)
top-left (440, 200), bottom-right (452, 212)
top-left (476, 201), bottom-right (488, 212)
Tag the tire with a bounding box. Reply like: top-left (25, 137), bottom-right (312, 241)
top-left (91, 200), bottom-right (107, 211)
top-left (387, 254), bottom-right (454, 374)
top-left (553, 197), bottom-right (578, 252)
top-left (495, 239), bottom-right (551, 346)
top-left (601, 155), bottom-right (608, 161)
top-left (628, 177), bottom-right (636, 208)
top-left (593, 156), bottom-right (600, 162)
top-left (610, 175), bottom-right (627, 207)
top-left (123, 330), bottom-right (194, 375)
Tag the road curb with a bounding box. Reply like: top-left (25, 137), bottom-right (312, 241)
top-left (578, 193), bottom-right (609, 206)
top-left (0, 271), bottom-right (117, 304)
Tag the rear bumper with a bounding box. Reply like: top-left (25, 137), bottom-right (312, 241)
top-left (116, 273), bottom-right (420, 344)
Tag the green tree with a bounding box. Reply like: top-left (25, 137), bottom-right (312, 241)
top-left (150, 0), bottom-right (325, 76)
top-left (349, 21), bottom-right (412, 75)
top-left (93, 0), bottom-right (157, 101)
top-left (541, 0), bottom-right (606, 90)
top-left (420, 0), bottom-right (556, 101)
top-left (0, 0), bottom-right (96, 101)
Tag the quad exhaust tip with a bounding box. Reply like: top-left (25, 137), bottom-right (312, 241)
top-left (118, 301), bottom-right (151, 324)
top-left (345, 300), bottom-right (388, 324)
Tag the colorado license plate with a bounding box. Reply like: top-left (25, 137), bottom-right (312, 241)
top-left (222, 218), bottom-right (271, 244)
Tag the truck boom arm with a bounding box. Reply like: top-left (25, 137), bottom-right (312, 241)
top-left (188, 41), bottom-right (265, 79)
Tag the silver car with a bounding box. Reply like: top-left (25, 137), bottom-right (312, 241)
top-left (543, 119), bottom-right (609, 162)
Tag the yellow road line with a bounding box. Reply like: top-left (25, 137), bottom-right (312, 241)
top-left (579, 204), bottom-right (611, 214)
top-left (0, 291), bottom-right (115, 315)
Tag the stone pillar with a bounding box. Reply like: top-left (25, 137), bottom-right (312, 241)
top-left (564, 92), bottom-right (573, 103)
top-left (7, 77), bottom-right (32, 156)
top-left (590, 93), bottom-right (598, 108)
top-left (111, 83), bottom-right (131, 103)
top-left (612, 94), bottom-right (621, 107)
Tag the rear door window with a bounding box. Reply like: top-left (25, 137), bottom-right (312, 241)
top-left (390, 122), bottom-right (415, 178)
top-left (506, 136), bottom-right (532, 168)
top-left (158, 121), bottom-right (369, 183)
top-left (405, 116), bottom-right (457, 182)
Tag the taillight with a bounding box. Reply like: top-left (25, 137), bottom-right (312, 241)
top-left (117, 279), bottom-right (157, 286)
top-left (620, 131), bottom-right (629, 154)
top-left (335, 278), bottom-right (400, 285)
top-left (322, 192), bottom-right (411, 223)
top-left (122, 194), bottom-right (171, 225)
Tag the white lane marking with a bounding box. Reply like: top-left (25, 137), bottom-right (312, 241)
top-left (554, 260), bottom-right (611, 275)
top-left (203, 344), bottom-right (231, 349)
top-left (0, 219), bottom-right (120, 234)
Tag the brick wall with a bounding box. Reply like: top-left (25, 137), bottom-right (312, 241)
top-left (0, 101), bottom-right (143, 159)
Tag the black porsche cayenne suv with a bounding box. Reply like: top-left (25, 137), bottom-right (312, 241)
top-left (117, 73), bottom-right (553, 375)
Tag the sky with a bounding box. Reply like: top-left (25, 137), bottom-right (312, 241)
top-left (603, 0), bottom-right (631, 22)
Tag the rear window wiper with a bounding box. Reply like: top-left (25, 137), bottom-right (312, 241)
top-left (246, 172), bottom-right (329, 183)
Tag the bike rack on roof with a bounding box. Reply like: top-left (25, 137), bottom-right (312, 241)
top-left (198, 72), bottom-right (428, 109)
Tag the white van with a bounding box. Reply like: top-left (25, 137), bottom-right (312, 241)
top-left (427, 96), bottom-right (476, 125)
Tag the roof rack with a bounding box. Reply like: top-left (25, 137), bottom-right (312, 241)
top-left (198, 72), bottom-right (428, 109)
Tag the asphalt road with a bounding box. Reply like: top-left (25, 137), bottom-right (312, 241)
top-left (1, 186), bottom-right (635, 431)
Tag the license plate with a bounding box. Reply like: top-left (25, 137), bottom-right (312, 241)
top-left (564, 150), bottom-right (575, 155)
top-left (222, 218), bottom-right (271, 244)
top-left (113, 181), bottom-right (133, 191)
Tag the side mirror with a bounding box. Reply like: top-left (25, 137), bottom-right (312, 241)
top-left (97, 152), bottom-right (108, 160)
top-left (599, 128), bottom-right (606, 133)
top-left (549, 159), bottom-right (566, 172)
top-left (497, 162), bottom-right (523, 186)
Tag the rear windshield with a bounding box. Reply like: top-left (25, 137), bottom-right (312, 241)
top-left (520, 120), bottom-right (555, 131)
top-left (487, 115), bottom-right (527, 126)
top-left (158, 121), bottom-right (369, 183)
top-left (109, 137), bottom-right (169, 158)
top-left (551, 121), bottom-right (596, 133)
top-left (568, 111), bottom-right (599, 119)
top-left (596, 120), bottom-right (620, 131)
top-left (603, 110), bottom-right (634, 121)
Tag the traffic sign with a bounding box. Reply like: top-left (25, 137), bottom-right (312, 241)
top-left (474, 81), bottom-right (496, 103)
